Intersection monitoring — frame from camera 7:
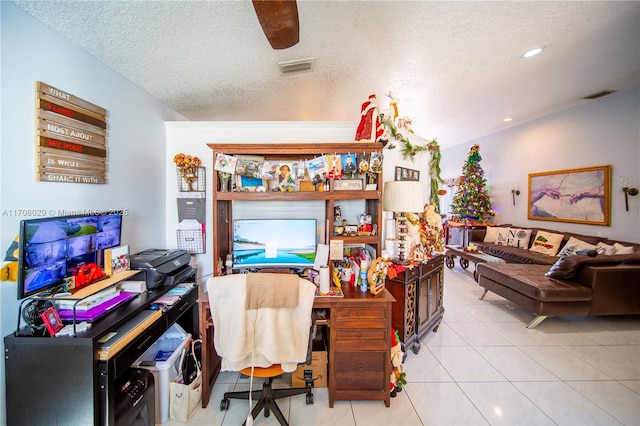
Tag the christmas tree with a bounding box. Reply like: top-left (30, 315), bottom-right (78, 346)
top-left (450, 144), bottom-right (494, 222)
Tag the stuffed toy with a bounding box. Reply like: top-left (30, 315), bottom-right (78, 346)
top-left (421, 203), bottom-right (445, 254)
top-left (389, 329), bottom-right (406, 397)
top-left (407, 203), bottom-right (445, 257)
top-left (1, 235), bottom-right (19, 282)
top-left (354, 94), bottom-right (385, 143)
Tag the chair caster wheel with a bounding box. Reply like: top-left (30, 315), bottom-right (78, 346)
top-left (306, 393), bottom-right (314, 404)
top-left (220, 398), bottom-right (230, 411)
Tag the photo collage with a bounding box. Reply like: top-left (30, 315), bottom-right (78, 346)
top-left (214, 152), bottom-right (384, 192)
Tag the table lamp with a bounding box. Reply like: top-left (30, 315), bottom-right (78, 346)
top-left (383, 181), bottom-right (425, 264)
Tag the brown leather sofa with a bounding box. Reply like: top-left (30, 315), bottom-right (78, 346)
top-left (469, 227), bottom-right (640, 328)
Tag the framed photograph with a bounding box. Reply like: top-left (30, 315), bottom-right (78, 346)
top-left (41, 306), bottom-right (63, 336)
top-left (260, 160), bottom-right (278, 180)
top-left (104, 245), bottom-right (130, 275)
top-left (370, 152), bottom-right (384, 173)
top-left (276, 162), bottom-right (295, 186)
top-left (395, 166), bottom-right (420, 181)
top-left (342, 154), bottom-right (357, 177)
top-left (235, 175), bottom-right (264, 191)
top-left (528, 165), bottom-right (610, 226)
top-left (326, 154), bottom-right (343, 179)
top-left (307, 155), bottom-right (328, 180)
top-left (214, 153), bottom-right (237, 174)
top-left (334, 179), bottom-right (363, 191)
top-left (234, 155), bottom-right (263, 178)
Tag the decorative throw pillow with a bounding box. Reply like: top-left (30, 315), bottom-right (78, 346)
top-left (557, 236), bottom-right (597, 257)
top-left (529, 231), bottom-right (564, 256)
top-left (506, 229), bottom-right (532, 249)
top-left (613, 242), bottom-right (634, 255)
top-left (483, 227), bottom-right (500, 243)
top-left (495, 227), bottom-right (513, 245)
top-left (595, 242), bottom-right (615, 256)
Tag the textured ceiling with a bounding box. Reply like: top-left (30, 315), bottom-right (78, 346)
top-left (12, 0), bottom-right (640, 149)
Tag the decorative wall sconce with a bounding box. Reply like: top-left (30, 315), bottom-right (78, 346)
top-left (621, 177), bottom-right (638, 211)
top-left (511, 185), bottom-right (520, 206)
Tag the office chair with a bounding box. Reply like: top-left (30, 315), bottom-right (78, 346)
top-left (207, 273), bottom-right (317, 426)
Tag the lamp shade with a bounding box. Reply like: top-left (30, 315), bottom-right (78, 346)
top-left (383, 181), bottom-right (425, 213)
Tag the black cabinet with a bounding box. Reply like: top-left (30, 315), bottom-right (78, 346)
top-left (385, 255), bottom-right (444, 354)
top-left (4, 270), bottom-right (198, 426)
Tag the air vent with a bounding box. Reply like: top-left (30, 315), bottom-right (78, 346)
top-left (278, 57), bottom-right (315, 76)
top-left (583, 90), bottom-right (617, 100)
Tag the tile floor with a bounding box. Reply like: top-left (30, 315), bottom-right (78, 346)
top-left (172, 265), bottom-right (640, 425)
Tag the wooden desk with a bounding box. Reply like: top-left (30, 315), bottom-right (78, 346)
top-left (198, 286), bottom-right (395, 409)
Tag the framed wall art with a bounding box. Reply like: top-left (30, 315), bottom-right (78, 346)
top-left (528, 164), bottom-right (610, 226)
top-left (395, 166), bottom-right (420, 181)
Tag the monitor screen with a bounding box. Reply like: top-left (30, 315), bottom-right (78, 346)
top-left (232, 219), bottom-right (317, 270)
top-left (17, 213), bottom-right (123, 299)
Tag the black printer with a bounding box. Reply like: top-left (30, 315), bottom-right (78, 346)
top-left (130, 249), bottom-right (194, 289)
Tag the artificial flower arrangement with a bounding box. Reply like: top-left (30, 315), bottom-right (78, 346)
top-left (173, 153), bottom-right (202, 191)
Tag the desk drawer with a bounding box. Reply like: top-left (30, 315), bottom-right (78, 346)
top-left (334, 328), bottom-right (386, 343)
top-left (166, 287), bottom-right (197, 325)
top-left (333, 350), bottom-right (387, 391)
top-left (418, 257), bottom-right (443, 275)
top-left (333, 307), bottom-right (388, 328)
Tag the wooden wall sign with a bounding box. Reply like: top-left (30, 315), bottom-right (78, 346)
top-left (36, 82), bottom-right (108, 184)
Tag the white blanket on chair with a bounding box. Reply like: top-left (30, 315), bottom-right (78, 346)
top-left (207, 274), bottom-right (316, 373)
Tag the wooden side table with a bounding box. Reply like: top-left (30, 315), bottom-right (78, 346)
top-left (445, 222), bottom-right (487, 246)
top-left (385, 255), bottom-right (444, 354)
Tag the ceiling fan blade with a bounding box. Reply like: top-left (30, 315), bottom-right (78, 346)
top-left (252, 0), bottom-right (300, 49)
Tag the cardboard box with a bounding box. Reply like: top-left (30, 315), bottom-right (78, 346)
top-left (291, 351), bottom-right (327, 388)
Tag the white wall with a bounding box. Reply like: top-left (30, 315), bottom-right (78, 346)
top-left (164, 122), bottom-right (428, 279)
top-left (0, 4), bottom-right (184, 423)
top-left (440, 88), bottom-right (640, 242)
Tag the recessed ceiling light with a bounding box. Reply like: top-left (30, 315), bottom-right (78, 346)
top-left (521, 48), bottom-right (543, 58)
top-left (503, 117), bottom-right (513, 122)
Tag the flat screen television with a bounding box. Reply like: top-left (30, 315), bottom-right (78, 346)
top-left (232, 219), bottom-right (317, 270)
top-left (17, 213), bottom-right (123, 299)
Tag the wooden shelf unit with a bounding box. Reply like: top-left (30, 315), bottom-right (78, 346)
top-left (208, 142), bottom-right (384, 268)
top-left (206, 142), bottom-right (393, 407)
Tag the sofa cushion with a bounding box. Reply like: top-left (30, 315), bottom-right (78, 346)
top-left (595, 242), bottom-right (615, 255)
top-left (546, 252), bottom-right (640, 279)
top-left (529, 228), bottom-right (604, 248)
top-left (557, 236), bottom-right (597, 257)
top-left (529, 230), bottom-right (564, 256)
top-left (495, 227), bottom-right (510, 245)
top-left (613, 242), bottom-right (635, 254)
top-left (483, 226), bottom-right (501, 243)
top-left (477, 263), bottom-right (592, 302)
top-left (502, 228), bottom-right (532, 249)
top-left (601, 240), bottom-right (640, 253)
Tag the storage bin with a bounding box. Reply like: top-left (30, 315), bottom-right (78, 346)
top-left (132, 324), bottom-right (191, 424)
